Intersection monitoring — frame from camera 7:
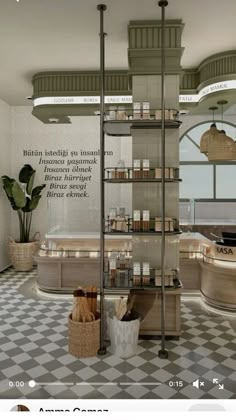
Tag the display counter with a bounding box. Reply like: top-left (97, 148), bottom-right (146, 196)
top-left (34, 231), bottom-right (236, 312)
top-left (34, 233), bottom-right (132, 293)
top-left (200, 239), bottom-right (236, 311)
top-left (180, 232), bottom-right (210, 291)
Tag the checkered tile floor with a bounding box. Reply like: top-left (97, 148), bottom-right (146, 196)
top-left (0, 268), bottom-right (235, 399)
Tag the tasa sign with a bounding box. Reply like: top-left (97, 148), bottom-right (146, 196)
top-left (216, 247), bottom-right (233, 255)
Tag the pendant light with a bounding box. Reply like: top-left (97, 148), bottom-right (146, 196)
top-left (208, 100), bottom-right (236, 161)
top-left (200, 106), bottom-right (218, 154)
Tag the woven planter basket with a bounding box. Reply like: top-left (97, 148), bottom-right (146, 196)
top-left (8, 239), bottom-right (38, 271)
top-left (68, 313), bottom-right (100, 358)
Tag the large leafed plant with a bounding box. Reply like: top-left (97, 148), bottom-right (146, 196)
top-left (1, 164), bottom-right (46, 243)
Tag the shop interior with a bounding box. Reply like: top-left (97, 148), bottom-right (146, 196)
top-left (0, 0), bottom-right (235, 400)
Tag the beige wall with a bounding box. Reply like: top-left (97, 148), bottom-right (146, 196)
top-left (0, 99), bottom-right (11, 270)
top-left (10, 108), bottom-right (130, 239)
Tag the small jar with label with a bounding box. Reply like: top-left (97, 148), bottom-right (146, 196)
top-left (133, 210), bottom-right (141, 231)
top-left (109, 106), bottom-right (117, 120)
top-left (109, 255), bottom-right (117, 287)
top-left (117, 106), bottom-right (127, 120)
top-left (118, 252), bottom-right (126, 269)
top-left (133, 159), bottom-right (141, 179)
top-left (142, 159), bottom-right (150, 179)
top-left (142, 210), bottom-right (150, 231)
top-left (117, 160), bottom-right (126, 179)
top-left (142, 101), bottom-right (150, 119)
top-left (109, 208), bottom-right (117, 230)
top-left (142, 262), bottom-right (150, 285)
top-left (133, 262), bottom-right (141, 286)
top-left (133, 102), bottom-right (141, 119)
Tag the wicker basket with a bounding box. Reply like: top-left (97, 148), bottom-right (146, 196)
top-left (208, 131), bottom-right (236, 161)
top-left (200, 124), bottom-right (218, 153)
top-left (68, 313), bottom-right (100, 358)
top-left (8, 239), bottom-right (37, 271)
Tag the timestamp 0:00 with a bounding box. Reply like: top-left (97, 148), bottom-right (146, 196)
top-left (9, 381), bottom-right (25, 388)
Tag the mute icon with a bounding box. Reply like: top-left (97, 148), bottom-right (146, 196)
top-left (193, 379), bottom-right (200, 389)
top-left (193, 378), bottom-right (205, 389)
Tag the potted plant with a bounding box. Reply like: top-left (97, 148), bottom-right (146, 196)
top-left (1, 164), bottom-right (46, 271)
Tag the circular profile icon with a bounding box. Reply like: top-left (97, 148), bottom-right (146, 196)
top-left (10, 404), bottom-right (30, 412)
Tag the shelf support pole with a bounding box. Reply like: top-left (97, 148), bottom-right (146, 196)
top-left (97, 3), bottom-right (107, 356)
top-left (158, 0), bottom-right (169, 359)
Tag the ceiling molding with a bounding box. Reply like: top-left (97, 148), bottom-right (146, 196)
top-left (32, 70), bottom-right (131, 98)
top-left (128, 20), bottom-right (184, 75)
top-left (32, 50), bottom-right (236, 123)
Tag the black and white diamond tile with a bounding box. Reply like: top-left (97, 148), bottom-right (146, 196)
top-left (0, 268), bottom-right (235, 399)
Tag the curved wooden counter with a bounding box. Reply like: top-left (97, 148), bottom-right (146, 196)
top-left (200, 261), bottom-right (236, 311)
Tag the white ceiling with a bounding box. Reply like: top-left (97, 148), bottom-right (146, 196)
top-left (1, 0), bottom-right (236, 105)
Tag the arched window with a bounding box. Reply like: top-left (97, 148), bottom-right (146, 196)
top-left (179, 120), bottom-right (236, 224)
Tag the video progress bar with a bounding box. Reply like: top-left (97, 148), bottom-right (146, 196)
top-left (29, 381), bottom-right (161, 388)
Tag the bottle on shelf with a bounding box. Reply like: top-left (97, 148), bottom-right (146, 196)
top-left (133, 159), bottom-right (141, 179)
top-left (142, 210), bottom-right (150, 231)
top-left (133, 210), bottom-right (141, 231)
top-left (142, 159), bottom-right (150, 178)
top-left (142, 262), bottom-right (150, 285)
top-left (133, 262), bottom-right (141, 286)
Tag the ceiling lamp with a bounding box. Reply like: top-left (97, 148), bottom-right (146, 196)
top-left (208, 100), bottom-right (236, 161)
top-left (200, 106), bottom-right (218, 154)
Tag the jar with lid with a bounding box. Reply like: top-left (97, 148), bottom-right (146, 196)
top-left (133, 159), bottom-right (141, 179)
top-left (142, 210), bottom-right (150, 231)
top-left (142, 159), bottom-right (150, 179)
top-left (142, 262), bottom-right (150, 285)
top-left (133, 262), bottom-right (141, 286)
top-left (133, 210), bottom-right (141, 231)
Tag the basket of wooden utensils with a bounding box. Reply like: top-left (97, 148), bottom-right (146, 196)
top-left (107, 295), bottom-right (141, 358)
top-left (68, 286), bottom-right (100, 358)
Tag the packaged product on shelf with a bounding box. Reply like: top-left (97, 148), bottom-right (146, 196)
top-left (155, 217), bottom-right (174, 232)
top-left (155, 109), bottom-right (170, 119)
top-left (116, 159), bottom-right (126, 179)
top-left (133, 102), bottom-right (141, 119)
top-left (133, 159), bottom-right (141, 178)
top-left (155, 268), bottom-right (175, 287)
top-left (116, 106), bottom-right (127, 120)
top-left (142, 159), bottom-right (150, 178)
top-left (117, 269), bottom-right (128, 287)
top-left (118, 252), bottom-right (126, 269)
top-left (119, 207), bottom-right (126, 218)
top-left (109, 254), bottom-right (117, 287)
top-left (111, 214), bottom-right (128, 232)
top-left (155, 109), bottom-right (161, 120)
top-left (133, 262), bottom-right (141, 286)
top-left (165, 109), bottom-right (170, 119)
top-left (109, 207), bottom-right (117, 226)
top-left (142, 210), bottom-right (150, 231)
top-left (142, 101), bottom-right (150, 119)
top-left (133, 210), bottom-right (141, 231)
top-left (109, 106), bottom-right (117, 120)
top-left (155, 167), bottom-right (174, 179)
top-left (142, 262), bottom-right (150, 285)
top-left (169, 109), bottom-right (178, 120)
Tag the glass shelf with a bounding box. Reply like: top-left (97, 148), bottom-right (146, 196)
top-left (104, 273), bottom-right (182, 290)
top-left (104, 119), bottom-right (182, 136)
top-left (104, 178), bottom-right (181, 183)
top-left (103, 167), bottom-right (181, 184)
top-left (105, 217), bottom-right (180, 235)
top-left (104, 167), bottom-right (181, 183)
top-left (104, 230), bottom-right (182, 236)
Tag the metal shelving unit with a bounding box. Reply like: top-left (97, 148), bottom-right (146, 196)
top-left (98, 1), bottom-right (181, 357)
top-left (104, 119), bottom-right (181, 136)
